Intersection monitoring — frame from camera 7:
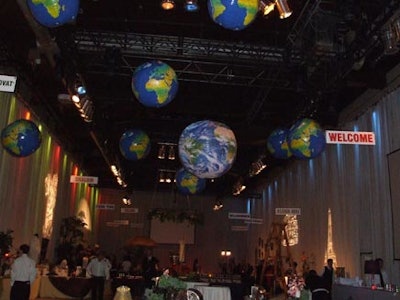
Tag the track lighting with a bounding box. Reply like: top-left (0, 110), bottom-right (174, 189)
top-left (161, 0), bottom-right (175, 10)
top-left (184, 0), bottom-right (199, 12)
top-left (259, 0), bottom-right (275, 17)
top-left (275, 0), bottom-right (292, 19)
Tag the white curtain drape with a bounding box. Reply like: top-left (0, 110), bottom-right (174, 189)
top-left (246, 88), bottom-right (400, 284)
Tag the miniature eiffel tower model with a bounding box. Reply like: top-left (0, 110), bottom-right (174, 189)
top-left (324, 208), bottom-right (337, 266)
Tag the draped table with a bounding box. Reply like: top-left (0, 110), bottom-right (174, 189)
top-left (40, 276), bottom-right (93, 299)
top-left (0, 276), bottom-right (40, 300)
top-left (194, 285), bottom-right (232, 300)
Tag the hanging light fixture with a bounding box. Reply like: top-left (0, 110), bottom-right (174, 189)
top-left (184, 0), bottom-right (199, 12)
top-left (168, 145), bottom-right (176, 160)
top-left (275, 0), bottom-right (292, 19)
top-left (381, 25), bottom-right (399, 55)
top-left (259, 0), bottom-right (275, 17)
top-left (158, 144), bottom-right (166, 159)
top-left (161, 0), bottom-right (175, 10)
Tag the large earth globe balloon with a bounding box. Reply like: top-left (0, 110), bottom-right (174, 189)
top-left (178, 120), bottom-right (237, 179)
top-left (288, 118), bottom-right (326, 159)
top-left (119, 129), bottom-right (151, 161)
top-left (207, 0), bottom-right (259, 31)
top-left (27, 0), bottom-right (80, 28)
top-left (1, 119), bottom-right (42, 157)
top-left (131, 61), bottom-right (179, 108)
top-left (267, 128), bottom-right (292, 159)
top-left (175, 167), bottom-right (206, 195)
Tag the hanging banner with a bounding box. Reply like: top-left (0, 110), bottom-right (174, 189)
top-left (275, 208), bottom-right (301, 215)
top-left (96, 204), bottom-right (115, 210)
top-left (0, 75), bottom-right (17, 92)
top-left (228, 212), bottom-right (250, 220)
top-left (70, 175), bottom-right (98, 184)
top-left (325, 130), bottom-right (375, 145)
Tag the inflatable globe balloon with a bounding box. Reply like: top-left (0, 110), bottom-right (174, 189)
top-left (267, 128), bottom-right (292, 159)
top-left (1, 119), bottom-right (42, 157)
top-left (207, 0), bottom-right (259, 31)
top-left (27, 0), bottom-right (80, 28)
top-left (119, 129), bottom-right (150, 161)
top-left (175, 167), bottom-right (206, 195)
top-left (132, 61), bottom-right (179, 108)
top-left (178, 120), bottom-right (237, 179)
top-left (288, 118), bottom-right (326, 159)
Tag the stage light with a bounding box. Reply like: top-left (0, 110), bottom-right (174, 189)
top-left (259, 0), bottom-right (275, 17)
top-left (184, 0), bottom-right (199, 12)
top-left (381, 25), bottom-right (399, 55)
top-left (161, 0), bottom-right (175, 10)
top-left (276, 0), bottom-right (292, 19)
top-left (168, 145), bottom-right (176, 160)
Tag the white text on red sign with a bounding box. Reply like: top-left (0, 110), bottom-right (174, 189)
top-left (325, 130), bottom-right (375, 145)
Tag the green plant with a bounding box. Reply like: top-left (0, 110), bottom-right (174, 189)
top-left (146, 274), bottom-right (187, 300)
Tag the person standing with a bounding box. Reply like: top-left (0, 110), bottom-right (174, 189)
top-left (322, 259), bottom-right (334, 299)
top-left (10, 244), bottom-right (37, 300)
top-left (142, 248), bottom-right (159, 288)
top-left (86, 251), bottom-right (111, 300)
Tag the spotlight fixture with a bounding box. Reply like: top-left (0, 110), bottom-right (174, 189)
top-left (184, 0), bottom-right (199, 12)
top-left (381, 25), bottom-right (399, 55)
top-left (167, 145), bottom-right (175, 160)
top-left (161, 0), bottom-right (175, 10)
top-left (158, 144), bottom-right (166, 159)
top-left (213, 201), bottom-right (223, 211)
top-left (122, 195), bottom-right (131, 205)
top-left (259, 0), bottom-right (275, 17)
top-left (275, 0), bottom-right (292, 19)
top-left (232, 177), bottom-right (246, 196)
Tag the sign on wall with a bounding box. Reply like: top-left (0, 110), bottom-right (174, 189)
top-left (325, 130), bottom-right (375, 145)
top-left (0, 75), bottom-right (17, 92)
top-left (275, 208), bottom-right (301, 215)
top-left (70, 175), bottom-right (98, 184)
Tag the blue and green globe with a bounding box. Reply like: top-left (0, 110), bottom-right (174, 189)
top-left (27, 0), bottom-right (79, 28)
top-left (1, 119), bottom-right (42, 157)
top-left (288, 118), bottom-right (326, 159)
top-left (267, 128), bottom-right (292, 159)
top-left (207, 0), bottom-right (259, 31)
top-left (132, 61), bottom-right (179, 108)
top-left (175, 168), bottom-right (206, 195)
top-left (119, 129), bottom-right (151, 161)
top-left (178, 120), bottom-right (237, 179)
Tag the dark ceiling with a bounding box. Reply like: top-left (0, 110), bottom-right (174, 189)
top-left (2, 0), bottom-right (400, 196)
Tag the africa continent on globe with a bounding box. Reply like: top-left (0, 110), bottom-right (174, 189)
top-left (132, 61), bottom-right (179, 108)
top-left (208, 0), bottom-right (259, 31)
top-left (119, 129), bottom-right (151, 161)
top-left (175, 168), bottom-right (206, 195)
top-left (1, 119), bottom-right (42, 157)
top-left (288, 118), bottom-right (326, 159)
top-left (267, 128), bottom-right (292, 159)
top-left (178, 120), bottom-right (237, 179)
top-left (27, 0), bottom-right (79, 28)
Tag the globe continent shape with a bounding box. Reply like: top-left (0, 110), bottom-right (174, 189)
top-left (132, 61), bottom-right (179, 108)
top-left (119, 129), bottom-right (150, 161)
top-left (208, 0), bottom-right (259, 31)
top-left (175, 168), bottom-right (206, 195)
top-left (288, 118), bottom-right (326, 159)
top-left (178, 120), bottom-right (237, 179)
top-left (267, 128), bottom-right (292, 159)
top-left (27, 0), bottom-right (80, 28)
top-left (1, 119), bottom-right (42, 157)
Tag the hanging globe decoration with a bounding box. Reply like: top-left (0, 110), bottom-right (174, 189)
top-left (131, 61), bottom-right (179, 108)
top-left (119, 129), bottom-right (151, 161)
top-left (27, 0), bottom-right (80, 28)
top-left (267, 128), bottom-right (292, 159)
top-left (178, 120), bottom-right (237, 179)
top-left (287, 118), bottom-right (326, 159)
top-left (1, 119), bottom-right (42, 157)
top-left (175, 167), bottom-right (207, 195)
top-left (207, 0), bottom-right (259, 31)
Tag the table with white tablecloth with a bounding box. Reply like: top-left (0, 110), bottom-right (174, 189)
top-left (185, 281), bottom-right (209, 289)
top-left (194, 285), bottom-right (232, 300)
